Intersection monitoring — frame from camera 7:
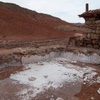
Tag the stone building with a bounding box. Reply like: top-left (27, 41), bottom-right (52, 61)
top-left (79, 4), bottom-right (100, 49)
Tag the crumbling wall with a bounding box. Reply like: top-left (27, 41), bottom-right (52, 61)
top-left (82, 18), bottom-right (100, 49)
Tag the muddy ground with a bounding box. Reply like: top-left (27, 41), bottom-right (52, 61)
top-left (0, 45), bottom-right (100, 100)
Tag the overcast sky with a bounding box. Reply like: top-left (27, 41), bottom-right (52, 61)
top-left (1, 0), bottom-right (100, 23)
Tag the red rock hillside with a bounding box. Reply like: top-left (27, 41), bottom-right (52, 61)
top-left (0, 1), bottom-right (78, 41)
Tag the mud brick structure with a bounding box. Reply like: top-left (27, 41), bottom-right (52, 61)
top-left (79, 4), bottom-right (100, 49)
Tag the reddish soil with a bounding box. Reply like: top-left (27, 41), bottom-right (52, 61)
top-left (0, 66), bottom-right (24, 80)
top-left (0, 2), bottom-right (77, 41)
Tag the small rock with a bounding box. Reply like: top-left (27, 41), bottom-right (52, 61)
top-left (44, 75), bottom-right (48, 78)
top-left (50, 98), bottom-right (54, 100)
top-left (56, 97), bottom-right (64, 100)
top-left (48, 81), bottom-right (53, 85)
top-left (91, 97), bottom-right (94, 100)
top-left (0, 55), bottom-right (3, 59)
top-left (97, 88), bottom-right (100, 94)
top-left (64, 73), bottom-right (67, 75)
top-left (37, 88), bottom-right (40, 90)
top-left (28, 77), bottom-right (36, 81)
top-left (73, 50), bottom-right (79, 54)
top-left (73, 74), bottom-right (77, 76)
top-left (59, 84), bottom-right (63, 88)
top-left (97, 77), bottom-right (100, 83)
top-left (51, 95), bottom-right (54, 98)
top-left (83, 82), bottom-right (86, 84)
top-left (84, 77), bottom-right (87, 81)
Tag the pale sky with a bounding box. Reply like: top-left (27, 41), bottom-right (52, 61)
top-left (1, 0), bottom-right (100, 23)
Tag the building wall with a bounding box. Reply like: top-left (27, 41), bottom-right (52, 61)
top-left (77, 17), bottom-right (100, 49)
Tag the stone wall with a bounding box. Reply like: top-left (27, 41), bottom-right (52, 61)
top-left (77, 18), bottom-right (100, 49)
